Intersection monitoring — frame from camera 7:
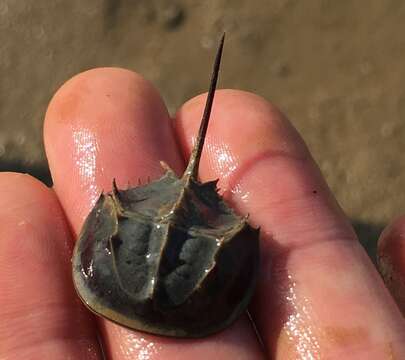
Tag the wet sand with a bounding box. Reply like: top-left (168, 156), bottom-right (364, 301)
top-left (1, 0), bottom-right (404, 258)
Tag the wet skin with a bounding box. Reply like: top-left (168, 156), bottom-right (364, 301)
top-left (1, 68), bottom-right (405, 359)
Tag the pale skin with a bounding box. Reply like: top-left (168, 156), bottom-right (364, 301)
top-left (1, 68), bottom-right (405, 359)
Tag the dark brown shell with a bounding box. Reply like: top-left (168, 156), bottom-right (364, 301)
top-left (72, 34), bottom-right (260, 338)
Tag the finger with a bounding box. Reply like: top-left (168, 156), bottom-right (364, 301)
top-left (44, 69), bottom-right (265, 359)
top-left (45, 68), bottom-right (184, 233)
top-left (378, 215), bottom-right (405, 315)
top-left (0, 173), bottom-right (102, 359)
top-left (175, 90), bottom-right (405, 359)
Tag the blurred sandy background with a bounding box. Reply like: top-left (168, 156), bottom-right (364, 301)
top-left (1, 0), bottom-right (404, 260)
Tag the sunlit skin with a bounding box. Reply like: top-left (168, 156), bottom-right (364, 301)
top-left (1, 68), bottom-right (405, 359)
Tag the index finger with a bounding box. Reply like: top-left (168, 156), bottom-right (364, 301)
top-left (175, 90), bottom-right (405, 359)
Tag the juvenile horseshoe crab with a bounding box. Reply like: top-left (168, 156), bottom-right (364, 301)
top-left (72, 34), bottom-right (260, 338)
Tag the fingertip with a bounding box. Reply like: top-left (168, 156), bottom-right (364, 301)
top-left (45, 67), bottom-right (164, 129)
top-left (44, 67), bottom-right (183, 231)
top-left (0, 171), bottom-right (70, 281)
top-left (378, 216), bottom-right (405, 255)
top-left (378, 215), bottom-right (405, 314)
top-left (0, 172), bottom-right (58, 220)
top-left (0, 172), bottom-right (102, 358)
top-left (176, 89), bottom-right (308, 179)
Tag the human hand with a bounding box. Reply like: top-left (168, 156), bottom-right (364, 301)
top-left (1, 68), bottom-right (404, 359)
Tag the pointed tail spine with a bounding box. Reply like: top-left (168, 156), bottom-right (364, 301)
top-left (183, 33), bottom-right (225, 180)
